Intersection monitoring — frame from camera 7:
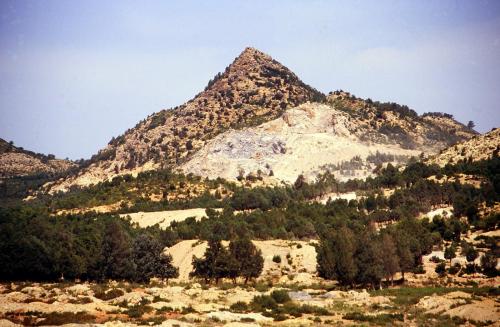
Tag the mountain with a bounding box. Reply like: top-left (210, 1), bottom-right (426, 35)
top-left (427, 127), bottom-right (500, 166)
top-left (180, 93), bottom-right (477, 183)
top-left (0, 138), bottom-right (76, 178)
top-left (45, 47), bottom-right (475, 192)
top-left (45, 47), bottom-right (323, 192)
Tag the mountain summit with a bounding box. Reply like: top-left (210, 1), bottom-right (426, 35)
top-left (46, 47), bottom-right (324, 192)
top-left (45, 48), bottom-right (475, 192)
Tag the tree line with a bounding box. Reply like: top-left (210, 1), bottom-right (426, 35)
top-left (0, 207), bottom-right (178, 282)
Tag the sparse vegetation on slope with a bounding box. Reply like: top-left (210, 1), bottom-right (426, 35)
top-left (47, 47), bottom-right (324, 193)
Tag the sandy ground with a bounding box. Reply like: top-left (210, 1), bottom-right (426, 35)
top-left (120, 208), bottom-right (222, 229)
top-left (314, 192), bottom-right (357, 205)
top-left (418, 206), bottom-right (454, 221)
top-left (1, 282), bottom-right (498, 326)
top-left (417, 291), bottom-right (500, 323)
top-left (56, 201), bottom-right (126, 216)
top-left (165, 239), bottom-right (318, 283)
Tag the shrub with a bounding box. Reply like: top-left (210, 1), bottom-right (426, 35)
top-left (125, 304), bottom-right (153, 318)
top-left (94, 288), bottom-right (124, 301)
top-left (270, 290), bottom-right (291, 304)
top-left (435, 262), bottom-right (447, 276)
top-left (464, 263), bottom-right (478, 274)
top-left (272, 255), bottom-right (282, 264)
top-left (413, 265), bottom-right (425, 274)
top-left (230, 301), bottom-right (249, 313)
top-left (430, 256), bottom-right (443, 263)
top-left (481, 252), bottom-right (499, 277)
top-left (254, 282), bottom-right (271, 292)
top-left (39, 312), bottom-right (95, 325)
top-left (251, 295), bottom-right (277, 311)
top-left (448, 263), bottom-right (461, 275)
top-left (343, 312), bottom-right (404, 324)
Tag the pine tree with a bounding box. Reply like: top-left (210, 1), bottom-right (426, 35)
top-left (316, 233), bottom-right (337, 280)
top-left (380, 233), bottom-right (399, 285)
top-left (229, 238), bottom-right (264, 284)
top-left (355, 232), bottom-right (384, 289)
top-left (444, 244), bottom-right (457, 265)
top-left (316, 227), bottom-right (357, 286)
top-left (191, 239), bottom-right (231, 284)
top-left (132, 234), bottom-right (178, 283)
top-left (334, 227), bottom-right (358, 286)
top-left (101, 220), bottom-right (135, 280)
top-left (394, 233), bottom-right (413, 282)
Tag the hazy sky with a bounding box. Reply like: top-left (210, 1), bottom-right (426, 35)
top-left (1, 0), bottom-right (499, 159)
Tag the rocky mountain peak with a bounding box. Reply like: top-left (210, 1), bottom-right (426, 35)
top-left (45, 48), bottom-right (325, 192)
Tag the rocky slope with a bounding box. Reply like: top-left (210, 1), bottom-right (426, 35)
top-left (181, 102), bottom-right (423, 183)
top-left (181, 95), bottom-right (477, 183)
top-left (427, 127), bottom-right (500, 166)
top-left (45, 48), bottom-right (475, 192)
top-left (0, 138), bottom-right (76, 178)
top-left (325, 91), bottom-right (476, 151)
top-left (45, 47), bottom-right (323, 193)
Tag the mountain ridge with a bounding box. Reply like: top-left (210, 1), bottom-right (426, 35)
top-left (43, 47), bottom-right (476, 193)
top-left (0, 138), bottom-right (76, 178)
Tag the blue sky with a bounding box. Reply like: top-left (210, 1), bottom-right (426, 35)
top-left (1, 0), bottom-right (499, 159)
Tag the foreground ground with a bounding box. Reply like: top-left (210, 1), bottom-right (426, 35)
top-left (1, 280), bottom-right (498, 327)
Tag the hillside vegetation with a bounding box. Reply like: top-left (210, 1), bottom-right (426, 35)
top-left (44, 48), bottom-right (474, 193)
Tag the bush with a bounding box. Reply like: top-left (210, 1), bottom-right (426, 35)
top-left (435, 262), bottom-right (447, 276)
top-left (464, 263), bottom-right (478, 274)
top-left (39, 312), bottom-right (96, 326)
top-left (448, 263), bottom-right (461, 275)
top-left (125, 304), bottom-right (153, 318)
top-left (413, 265), bottom-right (425, 274)
top-left (270, 290), bottom-right (291, 304)
top-left (272, 255), bottom-right (282, 264)
top-left (430, 256), bottom-right (443, 263)
top-left (481, 252), bottom-right (499, 277)
top-left (343, 312), bottom-right (404, 324)
top-left (93, 288), bottom-right (124, 301)
top-left (229, 301), bottom-right (249, 313)
top-left (251, 295), bottom-right (277, 311)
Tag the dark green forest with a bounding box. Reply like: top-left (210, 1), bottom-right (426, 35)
top-left (0, 156), bottom-right (498, 284)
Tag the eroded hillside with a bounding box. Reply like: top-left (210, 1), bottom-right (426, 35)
top-left (0, 138), bottom-right (76, 178)
top-left (325, 91), bottom-right (476, 150)
top-left (46, 47), bottom-right (323, 193)
top-left (181, 102), bottom-right (422, 183)
top-left (427, 127), bottom-right (500, 166)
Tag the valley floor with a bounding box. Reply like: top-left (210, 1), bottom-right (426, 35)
top-left (1, 279), bottom-right (498, 327)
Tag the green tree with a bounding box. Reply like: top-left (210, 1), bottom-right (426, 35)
top-left (101, 221), bottom-right (135, 280)
top-left (462, 243), bottom-right (478, 263)
top-left (394, 233), bottom-right (413, 281)
top-left (229, 238), bottom-right (264, 284)
top-left (316, 227), bottom-right (357, 286)
top-left (444, 244), bottom-right (457, 265)
top-left (380, 233), bottom-right (399, 285)
top-left (355, 232), bottom-right (384, 289)
top-left (132, 234), bottom-right (178, 283)
top-left (191, 239), bottom-right (232, 284)
top-left (481, 252), bottom-right (499, 277)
